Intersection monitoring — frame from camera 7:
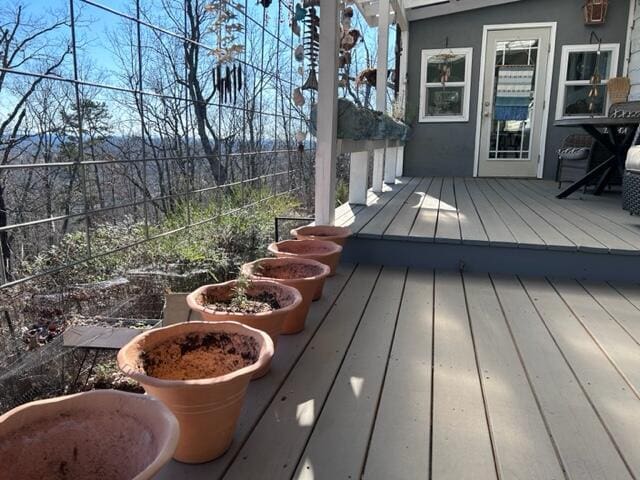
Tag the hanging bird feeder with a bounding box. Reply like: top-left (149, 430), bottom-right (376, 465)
top-left (584, 0), bottom-right (608, 25)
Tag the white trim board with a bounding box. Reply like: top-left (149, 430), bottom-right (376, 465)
top-left (472, 22), bottom-right (557, 179)
top-left (554, 43), bottom-right (620, 121)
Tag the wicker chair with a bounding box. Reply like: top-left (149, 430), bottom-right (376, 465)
top-left (556, 134), bottom-right (594, 189)
top-left (612, 102), bottom-right (640, 213)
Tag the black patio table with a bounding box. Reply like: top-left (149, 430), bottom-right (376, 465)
top-left (554, 117), bottom-right (640, 198)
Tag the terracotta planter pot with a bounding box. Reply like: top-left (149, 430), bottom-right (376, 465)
top-left (0, 390), bottom-right (179, 480)
top-left (186, 280), bottom-right (301, 377)
top-left (290, 224), bottom-right (352, 247)
top-left (241, 257), bottom-right (330, 334)
top-left (267, 239), bottom-right (342, 299)
top-left (118, 321), bottom-right (273, 464)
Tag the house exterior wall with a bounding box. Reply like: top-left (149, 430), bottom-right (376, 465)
top-left (405, 0), bottom-right (631, 179)
top-left (629, 0), bottom-right (640, 99)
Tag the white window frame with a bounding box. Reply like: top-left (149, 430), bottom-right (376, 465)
top-left (419, 47), bottom-right (473, 123)
top-left (555, 43), bottom-right (620, 120)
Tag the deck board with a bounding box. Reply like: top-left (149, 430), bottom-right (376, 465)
top-left (497, 179), bottom-right (605, 252)
top-left (453, 177), bottom-right (489, 245)
top-left (363, 269), bottom-right (433, 480)
top-left (522, 277), bottom-right (640, 477)
top-left (293, 267), bottom-right (406, 479)
top-left (580, 280), bottom-right (640, 344)
top-left (384, 177), bottom-right (433, 239)
top-left (550, 278), bottom-right (640, 392)
top-left (408, 177), bottom-right (443, 240)
top-left (359, 178), bottom-right (421, 238)
top-left (431, 271), bottom-right (496, 479)
top-left (493, 274), bottom-right (633, 479)
top-left (477, 178), bottom-right (544, 248)
top-left (463, 178), bottom-right (516, 246)
top-left (434, 177), bottom-right (461, 243)
top-left (515, 181), bottom-right (638, 253)
top-left (485, 179), bottom-right (575, 250)
top-left (464, 273), bottom-right (565, 479)
top-left (221, 264), bottom-right (381, 480)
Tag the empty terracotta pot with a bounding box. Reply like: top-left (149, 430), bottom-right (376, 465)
top-left (291, 224), bottom-right (352, 247)
top-left (241, 257), bottom-right (330, 334)
top-left (0, 390), bottom-right (179, 480)
top-left (186, 279), bottom-right (301, 377)
top-left (118, 321), bottom-right (273, 464)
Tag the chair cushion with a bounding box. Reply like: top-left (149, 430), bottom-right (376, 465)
top-left (558, 147), bottom-right (590, 161)
top-left (626, 146), bottom-right (640, 173)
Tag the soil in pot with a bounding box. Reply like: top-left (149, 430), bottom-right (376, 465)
top-left (141, 332), bottom-right (259, 380)
top-left (202, 292), bottom-right (280, 314)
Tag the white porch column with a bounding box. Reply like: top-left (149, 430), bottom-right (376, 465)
top-left (384, 145), bottom-right (397, 184)
top-left (349, 150), bottom-right (369, 205)
top-left (314, 0), bottom-right (340, 225)
top-left (372, 0), bottom-right (390, 193)
top-left (396, 145), bottom-right (404, 177)
top-left (372, 147), bottom-right (385, 192)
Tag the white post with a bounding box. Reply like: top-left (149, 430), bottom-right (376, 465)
top-left (398, 28), bottom-right (409, 119)
top-left (396, 145), bottom-right (404, 177)
top-left (372, 147), bottom-right (385, 193)
top-left (372, 0), bottom-right (390, 193)
top-left (384, 145), bottom-right (397, 184)
top-left (314, 0), bottom-right (340, 225)
top-left (349, 150), bottom-right (369, 204)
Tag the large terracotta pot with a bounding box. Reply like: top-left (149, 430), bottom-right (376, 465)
top-left (186, 280), bottom-right (301, 377)
top-left (290, 225), bottom-right (352, 247)
top-left (268, 239), bottom-right (342, 300)
top-left (241, 257), bottom-right (330, 334)
top-left (118, 321), bottom-right (273, 464)
top-left (0, 390), bottom-right (179, 480)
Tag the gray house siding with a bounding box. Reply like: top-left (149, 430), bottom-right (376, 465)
top-left (630, 0), bottom-right (640, 99)
top-left (405, 0), bottom-right (631, 179)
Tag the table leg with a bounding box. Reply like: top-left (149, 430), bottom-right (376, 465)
top-left (556, 158), bottom-right (614, 199)
top-left (594, 165), bottom-right (613, 195)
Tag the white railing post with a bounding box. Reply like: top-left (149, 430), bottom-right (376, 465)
top-left (396, 145), bottom-right (404, 177)
top-left (314, 0), bottom-right (340, 225)
top-left (372, 146), bottom-right (385, 193)
top-left (384, 144), bottom-right (397, 184)
top-left (349, 150), bottom-right (369, 204)
top-left (372, 0), bottom-right (390, 194)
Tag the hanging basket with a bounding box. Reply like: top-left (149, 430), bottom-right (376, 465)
top-left (584, 0), bottom-right (608, 25)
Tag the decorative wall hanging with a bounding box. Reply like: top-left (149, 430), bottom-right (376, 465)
top-left (432, 38), bottom-right (457, 87)
top-left (294, 44), bottom-right (305, 62)
top-left (584, 0), bottom-right (608, 25)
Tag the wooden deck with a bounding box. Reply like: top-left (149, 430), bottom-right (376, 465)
top-left (157, 264), bottom-right (640, 480)
top-left (334, 177), bottom-right (640, 281)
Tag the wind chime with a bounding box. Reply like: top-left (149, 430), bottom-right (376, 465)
top-left (433, 38), bottom-right (456, 88)
top-left (208, 0), bottom-right (245, 105)
top-left (301, 4), bottom-right (320, 91)
top-left (587, 32), bottom-right (603, 114)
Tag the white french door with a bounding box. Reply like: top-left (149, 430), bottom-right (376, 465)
top-left (477, 26), bottom-right (553, 177)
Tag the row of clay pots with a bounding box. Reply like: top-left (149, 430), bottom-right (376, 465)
top-left (0, 225), bottom-right (351, 477)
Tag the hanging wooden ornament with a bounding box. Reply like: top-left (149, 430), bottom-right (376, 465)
top-left (293, 87), bottom-right (305, 106)
top-left (295, 45), bottom-right (305, 62)
top-left (301, 6), bottom-right (319, 91)
top-left (295, 131), bottom-right (306, 143)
